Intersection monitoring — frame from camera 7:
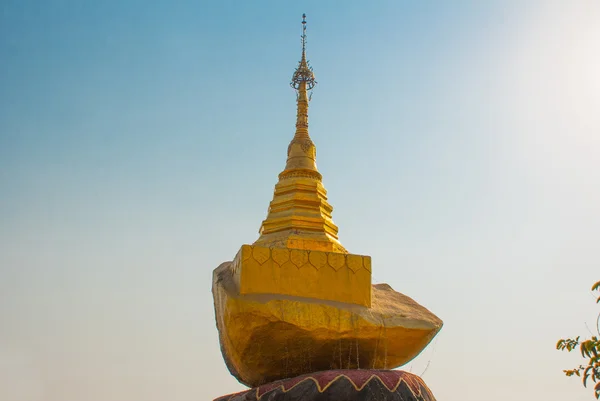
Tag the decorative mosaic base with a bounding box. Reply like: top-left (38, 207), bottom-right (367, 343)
top-left (214, 369), bottom-right (436, 401)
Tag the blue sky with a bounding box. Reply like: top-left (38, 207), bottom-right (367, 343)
top-left (1, 1), bottom-right (599, 400)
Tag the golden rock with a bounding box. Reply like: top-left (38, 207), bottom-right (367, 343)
top-left (212, 14), bottom-right (443, 389)
top-left (212, 261), bottom-right (443, 387)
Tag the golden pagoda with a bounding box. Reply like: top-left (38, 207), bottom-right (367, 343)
top-left (254, 14), bottom-right (345, 255)
top-left (212, 14), bottom-right (442, 389)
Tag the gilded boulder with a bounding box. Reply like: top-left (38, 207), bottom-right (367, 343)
top-left (212, 261), bottom-right (442, 387)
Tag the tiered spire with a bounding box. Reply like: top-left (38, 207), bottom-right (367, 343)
top-left (284, 13), bottom-right (318, 172)
top-left (253, 14), bottom-right (347, 254)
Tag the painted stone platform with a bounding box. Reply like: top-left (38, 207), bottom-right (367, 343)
top-left (214, 369), bottom-right (436, 401)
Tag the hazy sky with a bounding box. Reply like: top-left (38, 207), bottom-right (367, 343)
top-left (1, 1), bottom-right (599, 400)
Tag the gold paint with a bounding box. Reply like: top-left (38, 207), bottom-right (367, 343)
top-left (233, 245), bottom-right (371, 307)
top-left (212, 15), bottom-right (443, 388)
top-left (213, 262), bottom-right (443, 387)
top-left (253, 15), bottom-right (347, 254)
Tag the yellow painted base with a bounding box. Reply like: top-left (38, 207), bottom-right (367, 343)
top-left (232, 245), bottom-right (372, 307)
top-left (212, 261), bottom-right (443, 387)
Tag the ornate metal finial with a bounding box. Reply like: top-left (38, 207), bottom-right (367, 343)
top-left (301, 13), bottom-right (307, 55)
top-left (291, 13), bottom-right (316, 91)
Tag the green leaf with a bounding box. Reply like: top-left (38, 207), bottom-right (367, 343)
top-left (585, 366), bottom-right (593, 387)
top-left (556, 281), bottom-right (600, 398)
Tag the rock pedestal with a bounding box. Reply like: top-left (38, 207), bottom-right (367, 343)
top-left (214, 370), bottom-right (436, 401)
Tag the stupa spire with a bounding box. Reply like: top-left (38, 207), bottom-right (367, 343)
top-left (290, 13), bottom-right (315, 141)
top-left (253, 14), bottom-right (346, 253)
top-left (285, 14), bottom-right (318, 171)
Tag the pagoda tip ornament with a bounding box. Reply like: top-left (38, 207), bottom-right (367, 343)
top-left (211, 14), bottom-right (443, 396)
top-left (290, 13), bottom-right (316, 91)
